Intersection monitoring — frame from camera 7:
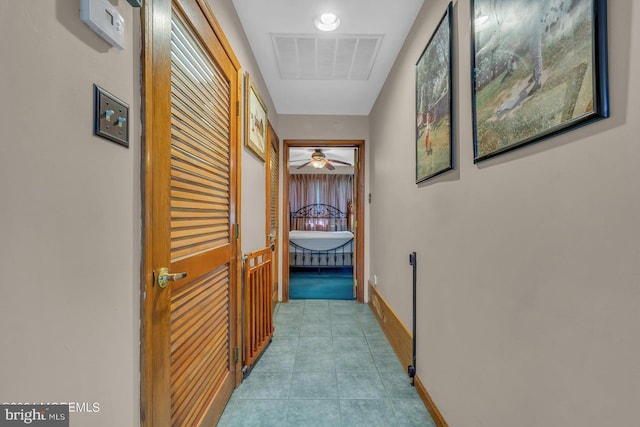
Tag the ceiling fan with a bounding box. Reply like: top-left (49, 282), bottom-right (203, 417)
top-left (293, 149), bottom-right (352, 170)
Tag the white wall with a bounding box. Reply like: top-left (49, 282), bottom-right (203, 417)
top-left (369, 1), bottom-right (640, 426)
top-left (208, 0), bottom-right (279, 255)
top-left (278, 115), bottom-right (371, 299)
top-left (0, 2), bottom-right (140, 426)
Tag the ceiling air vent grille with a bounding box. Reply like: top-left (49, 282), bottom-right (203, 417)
top-left (271, 33), bottom-right (383, 80)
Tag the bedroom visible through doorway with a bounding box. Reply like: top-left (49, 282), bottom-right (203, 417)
top-left (282, 140), bottom-right (365, 303)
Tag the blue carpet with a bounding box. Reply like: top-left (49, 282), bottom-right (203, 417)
top-left (289, 268), bottom-right (354, 300)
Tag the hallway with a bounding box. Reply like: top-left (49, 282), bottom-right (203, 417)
top-left (219, 300), bottom-right (434, 426)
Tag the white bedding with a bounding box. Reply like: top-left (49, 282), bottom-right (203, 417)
top-left (289, 230), bottom-right (354, 252)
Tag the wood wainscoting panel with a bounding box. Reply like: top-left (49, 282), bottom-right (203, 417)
top-left (368, 281), bottom-right (448, 427)
top-left (368, 281), bottom-right (412, 369)
top-left (415, 375), bottom-right (449, 427)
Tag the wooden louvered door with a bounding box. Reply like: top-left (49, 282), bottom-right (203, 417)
top-left (266, 123), bottom-right (279, 310)
top-left (142, 0), bottom-right (241, 426)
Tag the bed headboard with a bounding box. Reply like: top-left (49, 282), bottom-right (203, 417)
top-left (290, 203), bottom-right (348, 231)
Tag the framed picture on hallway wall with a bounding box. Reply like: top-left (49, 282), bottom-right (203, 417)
top-left (471, 0), bottom-right (609, 162)
top-left (415, 2), bottom-right (453, 183)
top-left (244, 72), bottom-right (268, 161)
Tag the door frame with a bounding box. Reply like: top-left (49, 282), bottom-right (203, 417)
top-left (140, 0), bottom-right (243, 424)
top-left (282, 139), bottom-right (365, 303)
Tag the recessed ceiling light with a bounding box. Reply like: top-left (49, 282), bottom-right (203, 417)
top-left (315, 12), bottom-right (340, 32)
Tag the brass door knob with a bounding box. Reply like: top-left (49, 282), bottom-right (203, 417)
top-left (156, 267), bottom-right (187, 288)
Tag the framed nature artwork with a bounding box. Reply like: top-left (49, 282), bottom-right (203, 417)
top-left (416, 2), bottom-right (453, 183)
top-left (471, 0), bottom-right (609, 162)
top-left (244, 72), bottom-right (268, 161)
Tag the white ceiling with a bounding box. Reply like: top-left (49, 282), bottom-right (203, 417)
top-left (232, 0), bottom-right (425, 115)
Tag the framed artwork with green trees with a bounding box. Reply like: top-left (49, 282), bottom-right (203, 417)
top-left (415, 2), bottom-right (453, 183)
top-left (471, 0), bottom-right (609, 162)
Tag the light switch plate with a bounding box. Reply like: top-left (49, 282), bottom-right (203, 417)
top-left (93, 85), bottom-right (129, 148)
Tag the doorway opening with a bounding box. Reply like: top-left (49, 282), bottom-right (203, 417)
top-left (282, 139), bottom-right (365, 303)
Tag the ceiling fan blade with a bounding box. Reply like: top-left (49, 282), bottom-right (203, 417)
top-left (324, 161), bottom-right (335, 170)
top-left (326, 158), bottom-right (352, 166)
top-left (296, 161), bottom-right (312, 169)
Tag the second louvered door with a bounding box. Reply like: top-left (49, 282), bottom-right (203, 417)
top-left (266, 124), bottom-right (279, 310)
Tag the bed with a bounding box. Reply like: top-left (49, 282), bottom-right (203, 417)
top-left (289, 203), bottom-right (354, 268)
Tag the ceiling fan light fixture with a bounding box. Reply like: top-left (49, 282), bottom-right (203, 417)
top-left (311, 159), bottom-right (324, 168)
top-left (314, 12), bottom-right (340, 32)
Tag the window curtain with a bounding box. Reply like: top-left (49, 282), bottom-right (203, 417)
top-left (289, 174), bottom-right (353, 217)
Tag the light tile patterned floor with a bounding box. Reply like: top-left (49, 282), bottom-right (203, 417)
top-left (218, 300), bottom-right (435, 427)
